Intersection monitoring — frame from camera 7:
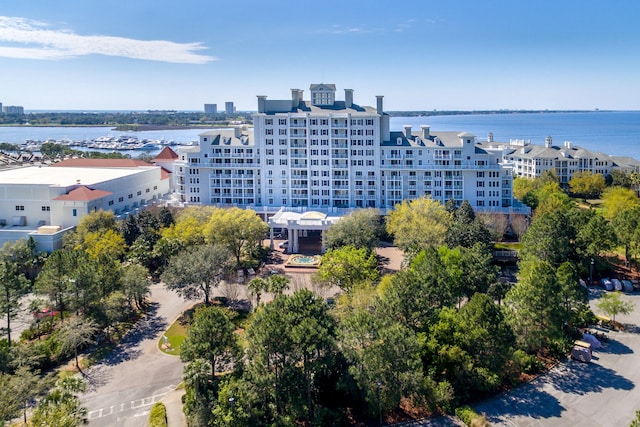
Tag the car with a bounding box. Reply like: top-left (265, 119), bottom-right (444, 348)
top-left (611, 278), bottom-right (623, 291)
top-left (278, 241), bottom-right (288, 248)
top-left (622, 279), bottom-right (634, 293)
top-left (600, 278), bottom-right (614, 291)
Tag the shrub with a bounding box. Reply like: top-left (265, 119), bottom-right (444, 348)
top-left (455, 406), bottom-right (489, 427)
top-left (511, 349), bottom-right (543, 374)
top-left (148, 402), bottom-right (167, 427)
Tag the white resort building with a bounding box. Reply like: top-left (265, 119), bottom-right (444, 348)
top-left (175, 84), bottom-right (525, 215)
top-left (478, 135), bottom-right (640, 184)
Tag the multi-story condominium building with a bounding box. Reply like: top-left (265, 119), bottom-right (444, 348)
top-left (174, 84), bottom-right (524, 215)
top-left (2, 105), bottom-right (24, 115)
top-left (478, 135), bottom-right (640, 184)
top-left (204, 103), bottom-right (218, 114)
top-left (225, 102), bottom-right (235, 114)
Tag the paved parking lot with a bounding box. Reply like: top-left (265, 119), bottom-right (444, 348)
top-left (475, 290), bottom-right (640, 427)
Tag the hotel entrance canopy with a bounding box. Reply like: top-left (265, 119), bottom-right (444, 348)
top-left (267, 207), bottom-right (349, 253)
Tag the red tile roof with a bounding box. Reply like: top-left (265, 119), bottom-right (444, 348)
top-left (53, 186), bottom-right (113, 201)
top-left (153, 147), bottom-right (179, 161)
top-left (51, 159), bottom-right (152, 168)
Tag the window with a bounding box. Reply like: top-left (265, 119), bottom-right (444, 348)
top-left (279, 129), bottom-right (287, 135)
top-left (108, 200), bottom-right (114, 206)
top-left (137, 191), bottom-right (142, 196)
top-left (279, 119), bottom-right (287, 125)
top-left (119, 196), bottom-right (124, 202)
top-left (265, 119), bottom-right (273, 125)
top-left (72, 208), bottom-right (77, 217)
top-left (15, 205), bottom-right (24, 211)
top-left (146, 188), bottom-right (150, 193)
top-left (41, 206), bottom-right (50, 211)
top-left (128, 194), bottom-right (133, 199)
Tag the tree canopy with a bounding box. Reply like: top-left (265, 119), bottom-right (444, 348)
top-left (386, 196), bottom-right (451, 254)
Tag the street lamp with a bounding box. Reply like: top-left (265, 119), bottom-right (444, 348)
top-left (590, 259), bottom-right (594, 286)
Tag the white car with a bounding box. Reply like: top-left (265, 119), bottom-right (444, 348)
top-left (278, 241), bottom-right (288, 248)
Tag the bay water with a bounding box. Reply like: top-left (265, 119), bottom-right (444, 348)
top-left (1, 111), bottom-right (639, 160)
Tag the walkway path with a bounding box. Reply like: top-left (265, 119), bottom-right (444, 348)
top-left (81, 284), bottom-right (193, 427)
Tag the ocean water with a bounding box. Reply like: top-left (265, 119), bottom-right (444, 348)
top-left (1, 111), bottom-right (639, 160)
top-left (390, 111), bottom-right (640, 161)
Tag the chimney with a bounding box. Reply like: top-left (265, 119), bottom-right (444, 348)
top-left (345, 89), bottom-right (354, 108)
top-left (421, 125), bottom-right (430, 139)
top-left (376, 96), bottom-right (384, 115)
top-left (257, 96), bottom-right (267, 113)
top-left (404, 125), bottom-right (412, 139)
top-left (487, 132), bottom-right (494, 143)
top-left (234, 127), bottom-right (241, 138)
top-left (291, 89), bottom-right (300, 108)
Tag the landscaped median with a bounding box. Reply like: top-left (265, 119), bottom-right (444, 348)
top-left (159, 318), bottom-right (187, 356)
top-left (148, 402), bottom-right (168, 427)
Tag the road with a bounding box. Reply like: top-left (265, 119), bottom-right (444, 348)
top-left (475, 291), bottom-right (640, 426)
top-left (81, 284), bottom-right (193, 427)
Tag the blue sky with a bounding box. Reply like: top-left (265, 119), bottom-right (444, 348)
top-left (1, 0), bottom-right (639, 111)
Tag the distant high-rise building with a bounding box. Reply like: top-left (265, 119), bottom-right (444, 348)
top-left (2, 105), bottom-right (24, 115)
top-left (204, 103), bottom-right (217, 114)
top-left (0, 103), bottom-right (3, 113)
top-left (225, 102), bottom-right (235, 114)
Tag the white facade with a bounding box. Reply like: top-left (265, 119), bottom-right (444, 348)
top-left (478, 136), bottom-right (640, 184)
top-left (175, 84), bottom-right (526, 214)
top-left (0, 159), bottom-right (171, 251)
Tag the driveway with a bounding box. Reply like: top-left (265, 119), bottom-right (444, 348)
top-left (82, 283), bottom-right (193, 427)
top-left (475, 291), bottom-right (640, 426)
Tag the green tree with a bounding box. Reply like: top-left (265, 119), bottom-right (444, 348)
top-left (597, 292), bottom-right (635, 323)
top-left (339, 308), bottom-right (423, 417)
top-left (58, 316), bottom-right (97, 372)
top-left (422, 294), bottom-right (515, 402)
top-left (183, 359), bottom-right (215, 427)
top-left (378, 248), bottom-right (453, 332)
top-left (266, 274), bottom-right (289, 296)
top-left (122, 263), bottom-right (151, 310)
top-left (521, 210), bottom-right (576, 266)
top-left (504, 256), bottom-right (563, 353)
top-left (609, 169), bottom-right (631, 188)
top-left (162, 244), bottom-right (232, 306)
top-left (247, 277), bottom-right (268, 307)
top-left (36, 249), bottom-right (75, 322)
top-left (315, 246), bottom-right (379, 291)
top-left (611, 206), bottom-right (640, 264)
top-left (30, 376), bottom-right (87, 427)
top-left (576, 213), bottom-right (617, 259)
top-left (445, 200), bottom-right (492, 249)
top-left (181, 306), bottom-right (237, 382)
top-left (244, 290), bottom-right (337, 423)
top-left (569, 171), bottom-right (606, 198)
top-left (386, 196), bottom-right (452, 253)
top-left (602, 186), bottom-right (639, 220)
top-left (204, 207), bottom-right (269, 266)
top-left (324, 208), bottom-right (382, 252)
top-left (0, 240), bottom-right (31, 346)
top-left (83, 229), bottom-right (126, 260)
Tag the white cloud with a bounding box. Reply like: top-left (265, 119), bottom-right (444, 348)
top-left (0, 16), bottom-right (216, 64)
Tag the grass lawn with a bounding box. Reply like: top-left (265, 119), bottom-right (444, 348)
top-left (494, 242), bottom-right (523, 251)
top-left (159, 319), bottom-right (187, 356)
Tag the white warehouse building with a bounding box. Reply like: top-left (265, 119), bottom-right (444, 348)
top-left (174, 84), bottom-right (527, 216)
top-left (0, 159), bottom-right (171, 251)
